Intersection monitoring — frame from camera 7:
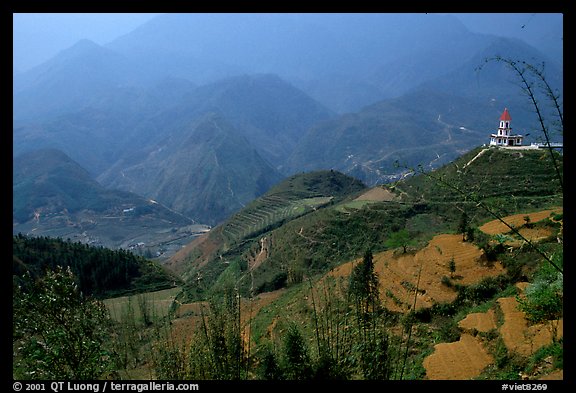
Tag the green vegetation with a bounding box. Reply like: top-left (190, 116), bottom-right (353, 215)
top-left (220, 170), bottom-right (366, 246)
top-left (13, 267), bottom-right (115, 379)
top-left (13, 89), bottom-right (563, 380)
top-left (13, 234), bottom-right (178, 298)
top-left (517, 253), bottom-right (563, 325)
top-left (395, 147), bottom-right (562, 209)
top-left (13, 136), bottom-right (563, 380)
top-left (384, 229), bottom-right (415, 253)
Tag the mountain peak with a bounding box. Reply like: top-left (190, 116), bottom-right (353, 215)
top-left (58, 38), bottom-right (104, 58)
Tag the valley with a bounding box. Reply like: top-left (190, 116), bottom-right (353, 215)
top-left (96, 205), bottom-right (562, 380)
top-left (13, 145), bottom-right (564, 380)
top-left (12, 12), bottom-right (564, 382)
top-left (15, 210), bottom-right (211, 259)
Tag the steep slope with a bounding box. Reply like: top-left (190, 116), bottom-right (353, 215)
top-left (166, 170), bottom-right (366, 289)
top-left (394, 146), bottom-right (563, 205)
top-left (286, 35), bottom-right (562, 186)
top-left (170, 142), bottom-right (562, 304)
top-left (13, 148), bottom-right (137, 222)
top-left (13, 77), bottom-right (199, 176)
top-left (98, 113), bottom-right (283, 226)
top-left (156, 74), bottom-right (335, 169)
top-left (15, 73), bottom-right (333, 226)
top-left (104, 13), bottom-right (503, 113)
top-left (418, 36), bottom-right (563, 136)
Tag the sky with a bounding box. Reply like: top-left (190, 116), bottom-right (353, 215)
top-left (13, 13), bottom-right (161, 72)
top-left (13, 13), bottom-right (563, 73)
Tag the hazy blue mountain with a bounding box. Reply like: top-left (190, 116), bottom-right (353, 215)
top-left (367, 32), bottom-right (492, 99)
top-left (103, 13), bottom-right (492, 113)
top-left (286, 89), bottom-right (498, 185)
top-left (13, 39), bottom-right (135, 123)
top-left (98, 113), bottom-right (284, 226)
top-left (164, 74), bottom-right (335, 168)
top-left (13, 13), bottom-right (560, 121)
top-left (286, 35), bottom-right (563, 185)
top-left (13, 13), bottom-right (562, 227)
top-left (14, 72), bottom-right (333, 225)
top-left (418, 36), bottom-right (563, 140)
top-left (13, 148), bottom-right (192, 226)
top-left (42, 77), bottom-right (199, 174)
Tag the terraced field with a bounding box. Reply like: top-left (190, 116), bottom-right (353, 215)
top-left (221, 193), bottom-right (333, 244)
top-left (328, 233), bottom-right (505, 313)
top-left (423, 283), bottom-right (563, 380)
top-left (420, 209), bottom-right (563, 380)
top-left (130, 206), bottom-right (563, 380)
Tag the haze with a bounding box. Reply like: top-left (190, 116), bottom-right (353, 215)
top-left (13, 13), bottom-right (161, 72)
top-left (13, 13), bottom-right (562, 73)
top-left (13, 11), bottom-right (563, 228)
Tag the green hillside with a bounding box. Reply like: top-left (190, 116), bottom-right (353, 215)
top-left (173, 145), bottom-right (563, 303)
top-left (168, 170), bottom-right (365, 297)
top-left (394, 146), bottom-right (563, 209)
top-left (13, 234), bottom-right (179, 298)
top-left (220, 170), bottom-right (367, 246)
top-left (13, 145), bottom-right (563, 380)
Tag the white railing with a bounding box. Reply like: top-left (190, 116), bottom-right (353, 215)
top-left (530, 142), bottom-right (563, 148)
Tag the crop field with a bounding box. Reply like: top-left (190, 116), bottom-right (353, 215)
top-left (104, 287), bottom-right (181, 323)
top-left (221, 194), bottom-right (333, 244)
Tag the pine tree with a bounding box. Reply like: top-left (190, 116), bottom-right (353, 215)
top-left (458, 212), bottom-right (470, 241)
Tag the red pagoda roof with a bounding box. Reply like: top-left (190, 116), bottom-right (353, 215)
top-left (500, 108), bottom-right (512, 121)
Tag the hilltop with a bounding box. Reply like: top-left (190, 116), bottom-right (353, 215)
top-left (14, 13), bottom-right (562, 226)
top-left (13, 144), bottom-right (563, 380)
top-left (166, 170), bottom-right (366, 292)
top-left (394, 146), bottom-right (563, 207)
top-left (169, 146), bottom-right (562, 303)
top-left (154, 144), bottom-right (563, 380)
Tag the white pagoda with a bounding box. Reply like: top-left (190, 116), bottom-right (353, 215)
top-left (489, 108), bottom-right (524, 147)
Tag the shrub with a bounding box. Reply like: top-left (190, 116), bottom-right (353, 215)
top-left (281, 323), bottom-right (313, 380)
top-left (13, 267), bottom-right (114, 379)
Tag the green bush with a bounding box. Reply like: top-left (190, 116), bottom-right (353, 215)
top-left (13, 267), bottom-right (115, 379)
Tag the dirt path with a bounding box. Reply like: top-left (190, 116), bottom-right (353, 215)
top-left (463, 148), bottom-right (489, 169)
top-left (247, 236), bottom-right (270, 271)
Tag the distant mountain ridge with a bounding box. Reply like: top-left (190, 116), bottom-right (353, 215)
top-left (169, 146), bottom-right (563, 302)
top-left (12, 148), bottom-right (209, 254)
top-left (98, 113), bottom-right (285, 226)
top-left (13, 13), bottom-right (562, 227)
